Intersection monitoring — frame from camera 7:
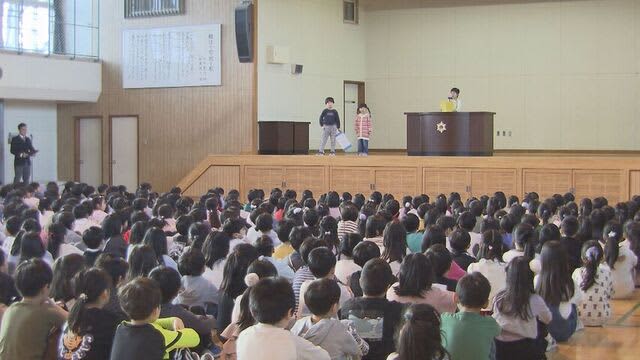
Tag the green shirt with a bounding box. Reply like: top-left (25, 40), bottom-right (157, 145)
top-left (406, 231), bottom-right (423, 253)
top-left (0, 301), bottom-right (66, 360)
top-left (441, 311), bottom-right (500, 360)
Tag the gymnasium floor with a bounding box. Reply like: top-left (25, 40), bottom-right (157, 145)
top-left (549, 291), bottom-right (640, 359)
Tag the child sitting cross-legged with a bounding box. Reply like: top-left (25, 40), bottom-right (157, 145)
top-left (110, 277), bottom-right (200, 360)
top-left (292, 278), bottom-right (369, 359)
top-left (236, 277), bottom-right (330, 360)
top-left (440, 272), bottom-right (501, 360)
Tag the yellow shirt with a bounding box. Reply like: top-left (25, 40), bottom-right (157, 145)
top-left (273, 243), bottom-right (294, 260)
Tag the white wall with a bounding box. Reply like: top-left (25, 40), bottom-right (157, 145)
top-left (2, 100), bottom-right (58, 184)
top-left (0, 53), bottom-right (101, 102)
top-left (258, 0), bottom-right (640, 151)
top-left (364, 0), bottom-right (640, 150)
top-left (257, 0), bottom-right (367, 148)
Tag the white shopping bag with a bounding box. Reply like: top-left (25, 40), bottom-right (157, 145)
top-left (336, 131), bottom-right (352, 151)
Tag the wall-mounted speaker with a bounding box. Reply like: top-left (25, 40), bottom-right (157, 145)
top-left (235, 2), bottom-right (254, 63)
top-left (291, 64), bottom-right (303, 75)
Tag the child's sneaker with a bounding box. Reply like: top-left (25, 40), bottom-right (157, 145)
top-left (329, 152), bottom-right (336, 156)
top-left (316, 152), bottom-right (325, 156)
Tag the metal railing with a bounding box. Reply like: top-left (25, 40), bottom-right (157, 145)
top-left (124, 0), bottom-right (183, 18)
top-left (0, 0), bottom-right (99, 60)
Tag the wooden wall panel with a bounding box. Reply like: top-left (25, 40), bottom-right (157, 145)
top-left (423, 168), bottom-right (469, 199)
top-left (330, 168), bottom-right (374, 196)
top-left (183, 166), bottom-right (240, 198)
top-left (470, 169), bottom-right (517, 198)
top-left (631, 171), bottom-right (640, 198)
top-left (244, 167), bottom-right (284, 194)
top-left (522, 169), bottom-right (573, 199)
top-left (284, 167), bottom-right (326, 197)
top-left (57, 0), bottom-right (255, 191)
top-left (573, 170), bottom-right (623, 204)
top-left (375, 168), bottom-right (418, 200)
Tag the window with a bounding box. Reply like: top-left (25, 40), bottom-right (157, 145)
top-left (343, 0), bottom-right (358, 24)
top-left (1, 0), bottom-right (51, 53)
top-left (125, 0), bottom-right (184, 19)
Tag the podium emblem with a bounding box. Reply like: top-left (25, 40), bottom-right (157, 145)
top-left (436, 121), bottom-right (447, 134)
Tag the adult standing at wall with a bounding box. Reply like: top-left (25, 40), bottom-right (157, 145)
top-left (10, 123), bottom-right (38, 184)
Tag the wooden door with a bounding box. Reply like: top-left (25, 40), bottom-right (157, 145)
top-left (522, 169), bottom-right (573, 199)
top-left (330, 167), bottom-right (374, 197)
top-left (284, 167), bottom-right (326, 197)
top-left (374, 168), bottom-right (419, 199)
top-left (243, 166), bottom-right (285, 194)
top-left (470, 169), bottom-right (518, 198)
top-left (573, 170), bottom-right (623, 204)
top-left (110, 116), bottom-right (138, 190)
top-left (184, 166), bottom-right (241, 198)
top-left (422, 168), bottom-right (469, 199)
top-left (76, 117), bottom-right (102, 185)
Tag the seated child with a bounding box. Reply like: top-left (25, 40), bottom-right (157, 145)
top-left (0, 259), bottom-right (67, 359)
top-left (387, 304), bottom-right (448, 360)
top-left (493, 257), bottom-right (552, 360)
top-left (175, 248), bottom-right (219, 309)
top-left (110, 277), bottom-right (200, 360)
top-left (149, 266), bottom-right (217, 351)
top-left (441, 272), bottom-right (500, 360)
top-left (340, 258), bottom-right (404, 360)
top-left (292, 278), bottom-right (368, 359)
top-left (403, 214), bottom-right (423, 253)
top-left (255, 235), bottom-right (295, 281)
top-left (297, 247), bottom-right (353, 318)
top-left (348, 241), bottom-right (381, 297)
top-left (449, 229), bottom-right (476, 271)
top-left (82, 226), bottom-right (105, 267)
top-left (236, 277), bottom-right (330, 360)
top-left (337, 204), bottom-right (360, 240)
top-left (572, 241), bottom-right (614, 327)
top-left (335, 233), bottom-right (363, 284)
top-left (602, 221), bottom-right (637, 299)
top-left (425, 244), bottom-right (458, 292)
top-left (59, 268), bottom-right (120, 359)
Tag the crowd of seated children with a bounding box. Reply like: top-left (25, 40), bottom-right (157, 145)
top-left (0, 180), bottom-right (637, 360)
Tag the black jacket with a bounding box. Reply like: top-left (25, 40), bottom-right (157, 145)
top-left (319, 109), bottom-right (341, 128)
top-left (10, 135), bottom-right (36, 166)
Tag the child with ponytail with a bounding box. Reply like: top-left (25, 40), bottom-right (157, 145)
top-left (387, 304), bottom-right (449, 360)
top-left (58, 268), bottom-right (120, 359)
top-left (603, 221), bottom-right (637, 299)
top-left (502, 223), bottom-right (537, 264)
top-left (571, 241), bottom-right (614, 326)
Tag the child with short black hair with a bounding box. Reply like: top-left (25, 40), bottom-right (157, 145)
top-left (337, 204), bottom-right (359, 240)
top-left (340, 258), bottom-right (404, 360)
top-left (175, 247), bottom-right (219, 309)
top-left (292, 278), bottom-right (368, 359)
top-left (348, 240), bottom-right (381, 297)
top-left (236, 277), bottom-right (330, 359)
top-left (425, 244), bottom-right (458, 292)
top-left (335, 233), bottom-right (363, 284)
top-left (255, 235), bottom-right (295, 280)
top-left (441, 272), bottom-right (500, 360)
top-left (0, 259), bottom-right (67, 359)
top-left (403, 213), bottom-right (422, 253)
top-left (318, 97), bottom-right (341, 156)
top-left (449, 229), bottom-right (476, 271)
top-left (149, 266), bottom-right (217, 352)
top-left (297, 247), bottom-right (353, 318)
top-left (110, 277), bottom-right (200, 360)
top-left (561, 216), bottom-right (582, 271)
top-left (82, 226), bottom-right (104, 266)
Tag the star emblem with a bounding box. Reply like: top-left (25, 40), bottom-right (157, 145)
top-left (436, 121), bottom-right (447, 133)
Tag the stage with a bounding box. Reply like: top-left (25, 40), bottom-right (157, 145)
top-left (177, 153), bottom-right (640, 202)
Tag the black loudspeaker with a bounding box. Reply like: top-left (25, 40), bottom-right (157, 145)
top-left (235, 2), bottom-right (254, 63)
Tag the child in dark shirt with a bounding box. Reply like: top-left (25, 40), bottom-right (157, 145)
top-left (82, 227), bottom-right (105, 267)
top-left (59, 268), bottom-right (120, 360)
top-left (109, 277), bottom-right (200, 360)
top-left (340, 258), bottom-right (404, 360)
top-left (318, 97), bottom-right (341, 156)
top-left (450, 229), bottom-right (476, 271)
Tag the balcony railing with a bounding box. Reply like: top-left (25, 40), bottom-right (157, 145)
top-left (0, 0), bottom-right (99, 60)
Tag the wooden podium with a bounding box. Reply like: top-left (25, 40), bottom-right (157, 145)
top-left (405, 112), bottom-right (495, 156)
top-left (258, 121), bottom-right (310, 155)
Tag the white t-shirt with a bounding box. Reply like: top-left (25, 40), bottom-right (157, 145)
top-left (203, 258), bottom-right (226, 289)
top-left (237, 323), bottom-right (330, 360)
top-left (467, 258), bottom-right (507, 306)
top-left (334, 259), bottom-right (361, 285)
top-left (502, 249), bottom-right (525, 264)
top-left (606, 246), bottom-right (638, 299)
top-left (297, 278), bottom-right (353, 318)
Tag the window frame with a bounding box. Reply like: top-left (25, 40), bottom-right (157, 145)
top-left (343, 0), bottom-right (359, 25)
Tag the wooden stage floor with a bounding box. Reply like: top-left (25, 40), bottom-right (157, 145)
top-left (549, 291), bottom-right (640, 360)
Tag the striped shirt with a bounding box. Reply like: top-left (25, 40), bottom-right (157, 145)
top-left (337, 220), bottom-right (359, 241)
